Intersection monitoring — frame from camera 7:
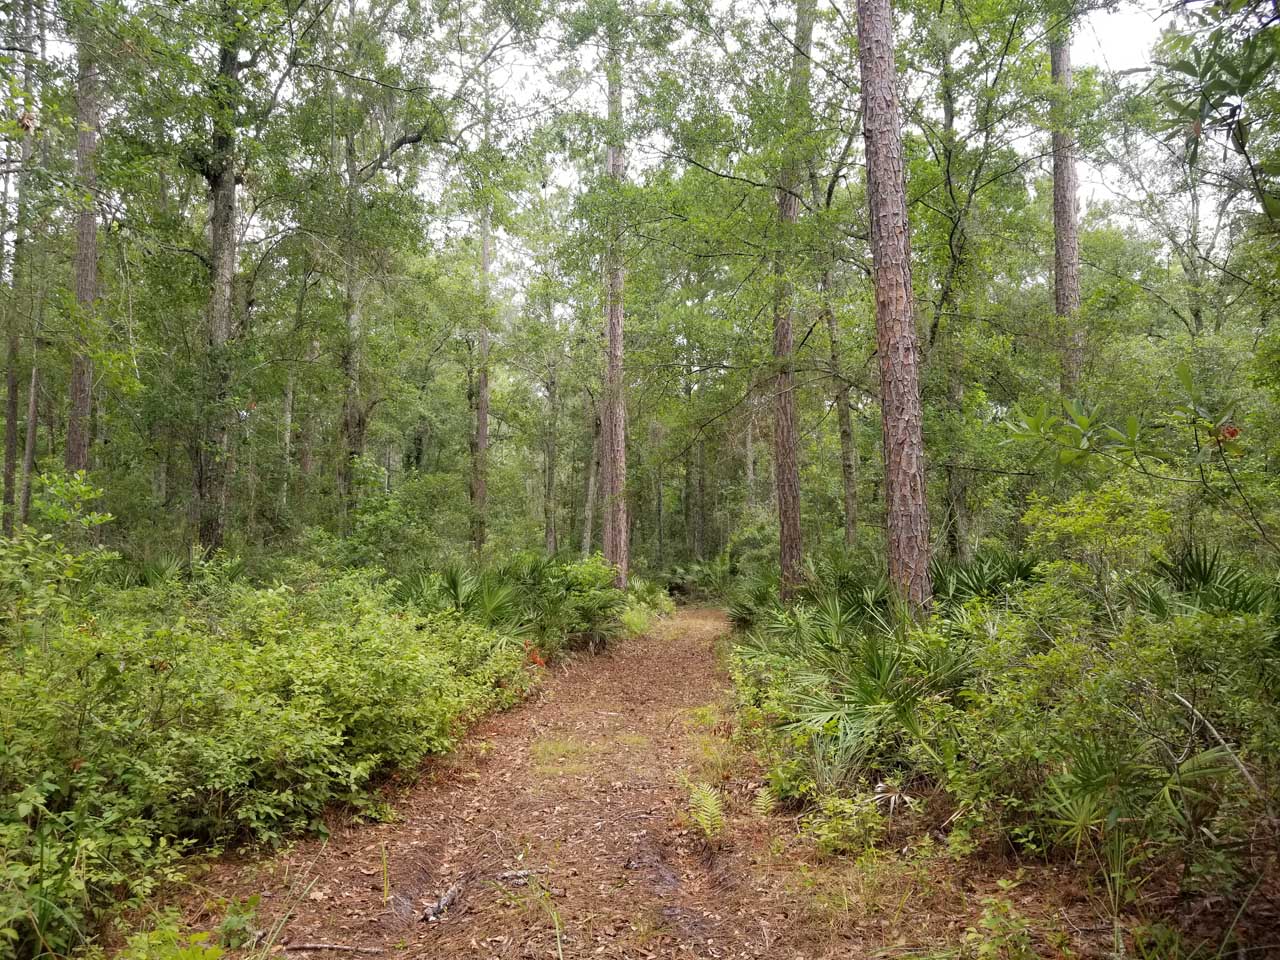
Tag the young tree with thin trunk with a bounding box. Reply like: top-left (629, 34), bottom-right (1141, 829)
top-left (600, 23), bottom-right (629, 588)
top-left (857, 0), bottom-right (933, 608)
top-left (470, 205), bottom-right (492, 553)
top-left (772, 0), bottom-right (815, 599)
top-left (4, 0), bottom-right (36, 536)
top-left (66, 18), bottom-right (98, 475)
top-left (582, 412), bottom-right (600, 557)
top-left (1050, 20), bottom-right (1082, 394)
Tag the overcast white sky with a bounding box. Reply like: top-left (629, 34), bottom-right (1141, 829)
top-left (1077, 0), bottom-right (1167, 72)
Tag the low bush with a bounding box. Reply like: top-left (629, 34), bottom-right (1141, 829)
top-left (730, 499), bottom-right (1280, 939)
top-left (0, 554), bottom-right (529, 958)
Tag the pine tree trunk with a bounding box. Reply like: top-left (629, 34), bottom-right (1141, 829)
top-left (772, 0), bottom-right (815, 599)
top-left (857, 0), bottom-right (933, 608)
top-left (66, 30), bottom-right (98, 474)
top-left (1051, 30), bottom-right (1083, 393)
top-left (744, 410), bottom-right (755, 508)
top-left (600, 39), bottom-right (628, 587)
top-left (470, 205), bottom-right (492, 553)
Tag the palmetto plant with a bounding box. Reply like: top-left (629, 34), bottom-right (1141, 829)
top-left (931, 549), bottom-right (1037, 606)
top-left (1154, 544), bottom-right (1278, 614)
top-left (748, 603), bottom-right (975, 791)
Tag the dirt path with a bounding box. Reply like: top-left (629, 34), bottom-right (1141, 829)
top-left (200, 608), bottom-right (778, 958)
top-left (191, 608), bottom-right (1103, 959)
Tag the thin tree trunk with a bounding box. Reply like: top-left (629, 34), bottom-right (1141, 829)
top-left (694, 436), bottom-right (706, 559)
top-left (470, 205), bottom-right (492, 553)
top-left (772, 0), bottom-right (815, 599)
top-left (18, 359), bottom-right (37, 525)
top-left (938, 41), bottom-right (968, 560)
top-left (4, 0), bottom-right (36, 537)
top-left (298, 337), bottom-right (320, 477)
top-left (338, 110), bottom-right (368, 516)
top-left (858, 0), bottom-right (933, 608)
top-left (820, 272), bottom-right (859, 545)
top-left (66, 27), bottom-right (98, 474)
top-left (655, 464), bottom-right (664, 567)
top-left (1051, 28), bottom-right (1083, 393)
top-left (544, 366), bottom-right (558, 555)
top-left (582, 415), bottom-right (600, 556)
top-left (600, 37), bottom-right (628, 587)
top-left (744, 410), bottom-right (755, 508)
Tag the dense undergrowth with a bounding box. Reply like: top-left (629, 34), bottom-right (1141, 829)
top-left (708, 488), bottom-right (1279, 955)
top-left (0, 482), bottom-right (672, 960)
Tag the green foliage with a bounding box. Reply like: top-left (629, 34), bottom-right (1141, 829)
top-left (685, 782), bottom-right (726, 843)
top-left (729, 511), bottom-right (1279, 931)
top-left (801, 793), bottom-right (885, 857)
top-left (0, 552), bottom-right (530, 958)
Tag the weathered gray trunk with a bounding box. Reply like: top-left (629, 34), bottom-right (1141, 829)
top-left (194, 20), bottom-right (241, 552)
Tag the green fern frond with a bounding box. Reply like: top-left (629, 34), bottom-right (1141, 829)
top-left (688, 782), bottom-right (725, 840)
top-left (751, 784), bottom-right (776, 818)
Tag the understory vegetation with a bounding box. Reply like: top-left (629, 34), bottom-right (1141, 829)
top-left (0, 485), bottom-right (671, 958)
top-left (2, 0), bottom-right (1279, 953)
top-left (720, 481), bottom-right (1279, 954)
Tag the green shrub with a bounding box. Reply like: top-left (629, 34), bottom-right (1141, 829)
top-left (730, 540), bottom-right (1279, 924)
top-left (0, 562), bottom-right (529, 958)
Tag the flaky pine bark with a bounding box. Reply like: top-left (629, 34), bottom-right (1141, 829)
top-left (469, 206), bottom-right (492, 553)
top-left (772, 0), bottom-right (815, 599)
top-left (600, 36), bottom-right (628, 587)
top-left (1050, 29), bottom-right (1083, 393)
top-left (857, 0), bottom-right (933, 608)
top-left (66, 26), bottom-right (98, 474)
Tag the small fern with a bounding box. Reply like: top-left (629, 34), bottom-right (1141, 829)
top-left (751, 784), bottom-right (776, 818)
top-left (687, 782), bottom-right (725, 841)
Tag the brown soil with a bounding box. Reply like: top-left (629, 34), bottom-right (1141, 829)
top-left (175, 609), bottom-right (1147, 959)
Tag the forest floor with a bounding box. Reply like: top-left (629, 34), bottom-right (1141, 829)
top-left (175, 608), bottom-right (1116, 959)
